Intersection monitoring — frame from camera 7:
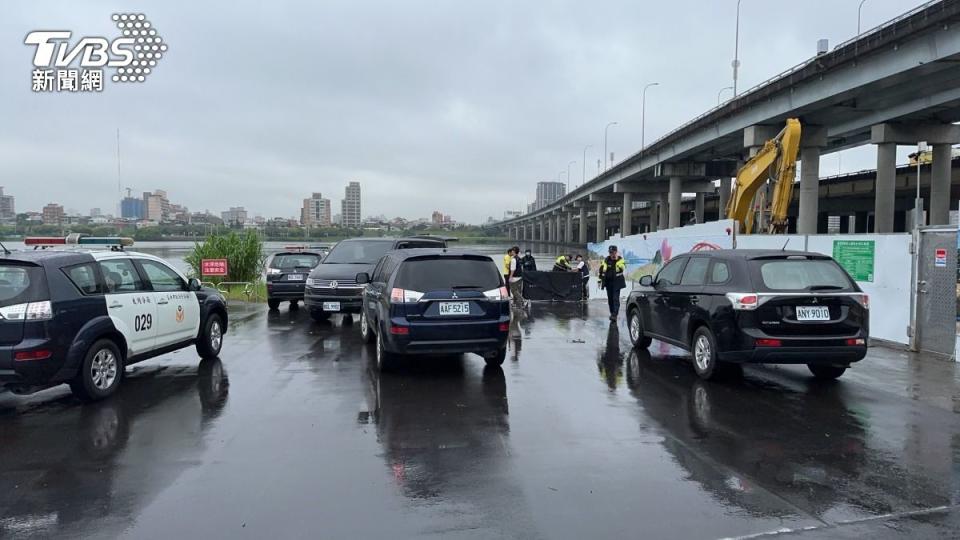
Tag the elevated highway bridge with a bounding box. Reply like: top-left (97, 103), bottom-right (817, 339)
top-left (497, 0), bottom-right (960, 244)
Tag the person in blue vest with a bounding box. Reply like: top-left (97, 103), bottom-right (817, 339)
top-left (597, 245), bottom-right (627, 321)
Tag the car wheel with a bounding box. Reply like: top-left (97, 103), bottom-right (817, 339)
top-left (375, 329), bottom-right (394, 371)
top-left (310, 310), bottom-right (331, 322)
top-left (484, 347), bottom-right (507, 367)
top-left (628, 308), bottom-right (652, 348)
top-left (267, 299), bottom-right (280, 311)
top-left (196, 313), bottom-right (224, 359)
top-left (359, 310), bottom-right (375, 344)
top-left (691, 326), bottom-right (720, 380)
top-left (808, 364), bottom-right (846, 380)
top-left (70, 339), bottom-right (123, 402)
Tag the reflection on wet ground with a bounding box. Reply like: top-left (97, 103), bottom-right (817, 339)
top-left (1, 302), bottom-right (959, 539)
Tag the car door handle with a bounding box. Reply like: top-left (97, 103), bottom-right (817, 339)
top-left (109, 302), bottom-right (123, 309)
top-left (690, 296), bottom-right (699, 304)
top-left (157, 299), bottom-right (169, 305)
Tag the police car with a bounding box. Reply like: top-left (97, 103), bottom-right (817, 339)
top-left (0, 235), bottom-right (228, 401)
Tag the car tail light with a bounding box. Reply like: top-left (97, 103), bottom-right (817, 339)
top-left (14, 349), bottom-right (53, 361)
top-left (0, 301), bottom-right (53, 321)
top-left (267, 268), bottom-right (281, 275)
top-left (846, 338), bottom-right (865, 346)
top-left (390, 288), bottom-right (424, 303)
top-left (755, 338), bottom-right (782, 347)
top-left (484, 287), bottom-right (509, 300)
top-left (725, 293), bottom-right (760, 311)
top-left (498, 322), bottom-right (509, 332)
top-left (389, 325), bottom-right (409, 335)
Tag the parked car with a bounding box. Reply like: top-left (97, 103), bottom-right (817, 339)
top-left (355, 249), bottom-right (511, 370)
top-left (0, 238), bottom-right (228, 401)
top-left (266, 248), bottom-right (324, 310)
top-left (625, 250), bottom-right (868, 380)
top-left (304, 237), bottom-right (446, 321)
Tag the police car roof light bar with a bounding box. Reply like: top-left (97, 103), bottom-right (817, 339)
top-left (24, 235), bottom-right (134, 250)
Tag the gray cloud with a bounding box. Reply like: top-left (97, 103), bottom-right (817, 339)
top-left (1, 0), bottom-right (922, 222)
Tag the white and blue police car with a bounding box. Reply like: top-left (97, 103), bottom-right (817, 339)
top-left (0, 236), bottom-right (228, 401)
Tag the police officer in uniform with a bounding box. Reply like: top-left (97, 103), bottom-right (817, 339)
top-left (597, 245), bottom-right (627, 321)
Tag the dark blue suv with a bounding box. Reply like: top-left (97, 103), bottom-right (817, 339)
top-left (355, 249), bottom-right (510, 370)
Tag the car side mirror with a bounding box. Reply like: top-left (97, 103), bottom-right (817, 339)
top-left (638, 275), bottom-right (654, 287)
top-left (188, 278), bottom-right (202, 291)
top-left (355, 272), bottom-right (370, 284)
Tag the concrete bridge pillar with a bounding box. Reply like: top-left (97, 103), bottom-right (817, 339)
top-left (874, 142), bottom-right (897, 233)
top-left (931, 143), bottom-right (953, 225)
top-left (538, 220), bottom-right (545, 241)
top-left (555, 214), bottom-right (563, 243)
top-left (658, 192), bottom-right (668, 231)
top-left (621, 192), bottom-right (633, 238)
top-left (718, 178), bottom-right (731, 221)
top-left (578, 206), bottom-right (588, 244)
top-left (564, 212), bottom-right (573, 244)
top-left (595, 201), bottom-right (605, 243)
top-left (694, 193), bottom-right (705, 224)
top-left (668, 176), bottom-right (682, 229)
top-left (798, 126), bottom-right (827, 235)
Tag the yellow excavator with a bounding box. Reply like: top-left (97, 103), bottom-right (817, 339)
top-left (726, 118), bottom-right (802, 234)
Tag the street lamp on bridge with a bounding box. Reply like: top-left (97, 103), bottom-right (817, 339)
top-left (857, 0), bottom-right (869, 35)
top-left (640, 82), bottom-right (659, 165)
top-left (717, 86), bottom-right (733, 106)
top-left (732, 0), bottom-right (743, 96)
top-left (582, 144), bottom-right (592, 187)
top-left (566, 160), bottom-right (576, 193)
top-left (604, 121), bottom-right (618, 172)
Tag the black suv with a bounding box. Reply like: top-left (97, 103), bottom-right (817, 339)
top-left (625, 250), bottom-right (868, 380)
top-left (266, 248), bottom-right (324, 310)
top-left (355, 249), bottom-right (510, 370)
top-left (304, 237), bottom-right (445, 321)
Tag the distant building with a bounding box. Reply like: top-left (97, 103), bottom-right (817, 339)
top-left (142, 190), bottom-right (171, 222)
top-left (42, 203), bottom-right (65, 225)
top-left (340, 181), bottom-right (361, 228)
top-left (190, 212), bottom-right (223, 226)
top-left (0, 187), bottom-right (15, 222)
top-left (534, 181), bottom-right (565, 210)
top-left (431, 210), bottom-right (444, 224)
top-left (221, 206), bottom-right (248, 226)
top-left (301, 192), bottom-right (332, 227)
top-left (90, 208), bottom-right (101, 217)
top-left (121, 196), bottom-right (145, 219)
top-left (503, 210), bottom-right (521, 220)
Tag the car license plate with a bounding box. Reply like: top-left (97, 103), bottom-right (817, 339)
top-left (322, 302), bottom-right (341, 312)
top-left (287, 274), bottom-right (303, 281)
top-left (438, 302), bottom-right (470, 315)
top-left (796, 305), bottom-right (830, 321)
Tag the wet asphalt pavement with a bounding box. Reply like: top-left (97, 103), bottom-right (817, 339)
top-left (2, 302), bottom-right (960, 540)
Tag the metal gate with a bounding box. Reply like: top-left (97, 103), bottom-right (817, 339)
top-left (913, 227), bottom-right (958, 357)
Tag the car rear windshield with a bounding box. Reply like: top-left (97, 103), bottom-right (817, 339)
top-left (754, 258), bottom-right (855, 291)
top-left (0, 264), bottom-right (48, 308)
top-left (323, 240), bottom-right (396, 264)
top-left (394, 257), bottom-right (501, 292)
top-left (271, 253), bottom-right (321, 269)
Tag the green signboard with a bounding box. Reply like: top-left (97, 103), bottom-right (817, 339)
top-left (832, 240), bottom-right (875, 282)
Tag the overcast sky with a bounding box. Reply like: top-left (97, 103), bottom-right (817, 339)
top-left (1, 0), bottom-right (927, 223)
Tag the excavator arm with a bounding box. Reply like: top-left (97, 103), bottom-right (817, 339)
top-left (725, 118), bottom-right (802, 234)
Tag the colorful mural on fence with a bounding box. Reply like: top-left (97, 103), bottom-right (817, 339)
top-left (587, 220), bottom-right (736, 295)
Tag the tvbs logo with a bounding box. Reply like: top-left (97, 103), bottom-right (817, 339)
top-left (25, 13), bottom-right (167, 92)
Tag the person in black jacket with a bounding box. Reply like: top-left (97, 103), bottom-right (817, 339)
top-left (520, 249), bottom-right (537, 272)
top-left (574, 254), bottom-right (590, 300)
top-left (597, 245), bottom-right (627, 320)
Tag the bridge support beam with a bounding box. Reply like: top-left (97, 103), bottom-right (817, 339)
top-left (718, 178), bottom-right (731, 221)
top-left (694, 193), bottom-right (704, 224)
top-left (931, 143), bottom-right (953, 225)
top-left (539, 220), bottom-right (545, 242)
top-left (595, 201), bottom-right (604, 243)
top-left (658, 193), bottom-right (668, 231)
top-left (668, 176), bottom-right (682, 229)
top-left (565, 212), bottom-right (573, 244)
top-left (621, 192), bottom-right (633, 238)
top-left (579, 206), bottom-right (588, 244)
top-left (875, 142), bottom-right (897, 233)
top-left (798, 126), bottom-right (827, 234)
